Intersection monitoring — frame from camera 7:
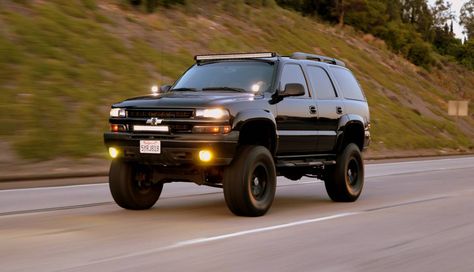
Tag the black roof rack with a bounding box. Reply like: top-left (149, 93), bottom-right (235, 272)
top-left (290, 52), bottom-right (345, 67)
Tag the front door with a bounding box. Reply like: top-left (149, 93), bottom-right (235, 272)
top-left (276, 63), bottom-right (318, 155)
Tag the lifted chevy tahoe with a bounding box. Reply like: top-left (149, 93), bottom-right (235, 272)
top-left (104, 52), bottom-right (370, 216)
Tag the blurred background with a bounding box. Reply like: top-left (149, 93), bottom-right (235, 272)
top-left (0, 0), bottom-right (473, 169)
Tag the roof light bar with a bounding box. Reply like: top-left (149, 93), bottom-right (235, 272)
top-left (195, 52), bottom-right (276, 62)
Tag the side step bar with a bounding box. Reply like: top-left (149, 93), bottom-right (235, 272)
top-left (276, 154), bottom-right (336, 168)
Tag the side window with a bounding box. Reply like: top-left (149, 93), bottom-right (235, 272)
top-left (330, 67), bottom-right (365, 101)
top-left (280, 64), bottom-right (309, 97)
top-left (307, 66), bottom-right (337, 99)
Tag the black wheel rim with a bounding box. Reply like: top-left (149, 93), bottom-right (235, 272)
top-left (251, 165), bottom-right (268, 200)
top-left (134, 167), bottom-right (153, 194)
top-left (346, 158), bottom-right (360, 187)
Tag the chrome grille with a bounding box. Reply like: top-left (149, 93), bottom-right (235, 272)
top-left (127, 109), bottom-right (193, 119)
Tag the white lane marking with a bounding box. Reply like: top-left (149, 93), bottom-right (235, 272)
top-left (365, 165), bottom-right (474, 178)
top-left (280, 180), bottom-right (322, 185)
top-left (91, 212), bottom-right (359, 264)
top-left (0, 180), bottom-right (321, 194)
top-left (366, 157), bottom-right (474, 166)
top-left (0, 183), bottom-right (106, 193)
top-left (175, 212), bottom-right (357, 246)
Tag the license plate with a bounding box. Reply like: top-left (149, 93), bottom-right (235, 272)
top-left (140, 140), bottom-right (161, 154)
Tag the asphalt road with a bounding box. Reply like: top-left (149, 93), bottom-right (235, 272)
top-left (1, 156), bottom-right (473, 272)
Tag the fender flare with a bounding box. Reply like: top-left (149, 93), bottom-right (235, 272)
top-left (232, 109), bottom-right (278, 154)
top-left (336, 114), bottom-right (365, 151)
top-left (232, 109), bottom-right (277, 131)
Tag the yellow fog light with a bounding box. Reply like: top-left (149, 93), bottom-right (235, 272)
top-left (108, 147), bottom-right (119, 159)
top-left (199, 150), bottom-right (213, 162)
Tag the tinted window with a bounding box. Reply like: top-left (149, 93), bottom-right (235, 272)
top-left (173, 61), bottom-right (275, 93)
top-left (330, 67), bottom-right (365, 101)
top-left (280, 64), bottom-right (309, 97)
top-left (307, 66), bottom-right (337, 99)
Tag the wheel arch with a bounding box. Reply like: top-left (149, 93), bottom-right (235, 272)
top-left (336, 114), bottom-right (366, 152)
top-left (232, 110), bottom-right (277, 155)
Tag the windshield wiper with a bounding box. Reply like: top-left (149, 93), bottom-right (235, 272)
top-left (202, 87), bottom-right (247, 93)
top-left (170, 87), bottom-right (200, 92)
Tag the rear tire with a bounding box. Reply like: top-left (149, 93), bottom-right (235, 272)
top-left (109, 160), bottom-right (163, 210)
top-left (223, 145), bottom-right (276, 217)
top-left (324, 143), bottom-right (364, 202)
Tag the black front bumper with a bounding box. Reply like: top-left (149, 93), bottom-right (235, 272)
top-left (104, 132), bottom-right (239, 166)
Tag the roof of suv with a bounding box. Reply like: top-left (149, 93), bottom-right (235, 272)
top-left (194, 52), bottom-right (346, 68)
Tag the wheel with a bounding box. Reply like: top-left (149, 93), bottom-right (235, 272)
top-left (109, 160), bottom-right (163, 210)
top-left (324, 143), bottom-right (364, 202)
top-left (223, 145), bottom-right (276, 217)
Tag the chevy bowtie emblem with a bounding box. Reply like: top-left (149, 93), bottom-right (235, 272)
top-left (146, 118), bottom-right (163, 126)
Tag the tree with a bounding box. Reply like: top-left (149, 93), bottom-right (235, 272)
top-left (307, 0), bottom-right (337, 20)
top-left (387, 0), bottom-right (402, 22)
top-left (344, 0), bottom-right (389, 33)
top-left (460, 0), bottom-right (474, 40)
top-left (431, 0), bottom-right (455, 27)
top-left (425, 0), bottom-right (460, 56)
top-left (400, 0), bottom-right (435, 42)
top-left (334, 0), bottom-right (366, 27)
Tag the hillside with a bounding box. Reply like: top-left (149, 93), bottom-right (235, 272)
top-left (0, 0), bottom-right (473, 160)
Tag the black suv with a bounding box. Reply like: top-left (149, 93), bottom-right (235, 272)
top-left (104, 52), bottom-right (370, 216)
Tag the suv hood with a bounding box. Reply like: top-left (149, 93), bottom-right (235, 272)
top-left (114, 92), bottom-right (259, 108)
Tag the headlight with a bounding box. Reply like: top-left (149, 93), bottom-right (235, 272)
top-left (110, 108), bottom-right (126, 118)
top-left (195, 108), bottom-right (229, 119)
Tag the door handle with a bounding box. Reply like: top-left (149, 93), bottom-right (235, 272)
top-left (309, 105), bottom-right (317, 114)
top-left (336, 106), bottom-right (343, 115)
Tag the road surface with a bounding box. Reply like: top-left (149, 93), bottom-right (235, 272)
top-left (1, 156), bottom-right (473, 271)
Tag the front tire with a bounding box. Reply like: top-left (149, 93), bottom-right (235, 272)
top-left (324, 143), bottom-right (364, 202)
top-left (223, 145), bottom-right (276, 217)
top-left (109, 160), bottom-right (163, 210)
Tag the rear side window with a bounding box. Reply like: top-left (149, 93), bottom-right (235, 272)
top-left (307, 66), bottom-right (337, 99)
top-left (330, 67), bottom-right (365, 101)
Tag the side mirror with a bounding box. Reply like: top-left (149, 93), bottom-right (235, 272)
top-left (160, 85), bottom-right (172, 92)
top-left (279, 83), bottom-right (305, 97)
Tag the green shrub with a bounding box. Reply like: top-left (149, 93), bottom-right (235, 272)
top-left (458, 39), bottom-right (474, 70)
top-left (407, 42), bottom-right (434, 68)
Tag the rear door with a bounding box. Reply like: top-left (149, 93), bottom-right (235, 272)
top-left (306, 65), bottom-right (343, 153)
top-left (276, 63), bottom-right (318, 155)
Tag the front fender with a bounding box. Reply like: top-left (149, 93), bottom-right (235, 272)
top-left (232, 109), bottom-right (277, 131)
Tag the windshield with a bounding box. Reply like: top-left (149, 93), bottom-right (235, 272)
top-left (172, 61), bottom-right (275, 93)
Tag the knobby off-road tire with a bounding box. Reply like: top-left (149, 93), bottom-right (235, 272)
top-left (223, 145), bottom-right (277, 217)
top-left (109, 160), bottom-right (163, 210)
top-left (324, 143), bottom-right (364, 202)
